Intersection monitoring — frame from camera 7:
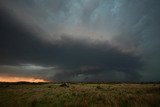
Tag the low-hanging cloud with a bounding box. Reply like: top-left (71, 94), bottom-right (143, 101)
top-left (0, 0), bottom-right (160, 82)
top-left (0, 9), bottom-right (142, 82)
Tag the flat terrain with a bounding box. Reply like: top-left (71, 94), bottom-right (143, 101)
top-left (0, 82), bottom-right (160, 107)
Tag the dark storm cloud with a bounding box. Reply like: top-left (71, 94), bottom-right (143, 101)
top-left (0, 6), bottom-right (143, 82)
top-left (0, 0), bottom-right (160, 82)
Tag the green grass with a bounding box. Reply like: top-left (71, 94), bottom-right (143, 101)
top-left (0, 83), bottom-right (160, 107)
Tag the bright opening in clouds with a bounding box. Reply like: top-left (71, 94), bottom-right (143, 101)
top-left (0, 0), bottom-right (160, 82)
top-left (0, 76), bottom-right (47, 82)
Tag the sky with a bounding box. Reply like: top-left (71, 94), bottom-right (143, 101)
top-left (0, 0), bottom-right (160, 82)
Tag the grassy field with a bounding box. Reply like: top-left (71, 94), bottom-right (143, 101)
top-left (0, 82), bottom-right (160, 107)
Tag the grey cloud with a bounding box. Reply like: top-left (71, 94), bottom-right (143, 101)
top-left (0, 0), bottom-right (160, 82)
top-left (0, 7), bottom-right (143, 82)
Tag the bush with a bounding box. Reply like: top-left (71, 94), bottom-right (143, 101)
top-left (60, 83), bottom-right (69, 87)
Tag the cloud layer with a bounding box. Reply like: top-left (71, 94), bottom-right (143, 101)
top-left (0, 0), bottom-right (160, 82)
